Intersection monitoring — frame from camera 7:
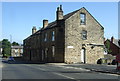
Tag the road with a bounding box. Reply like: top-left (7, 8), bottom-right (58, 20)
top-left (2, 61), bottom-right (120, 81)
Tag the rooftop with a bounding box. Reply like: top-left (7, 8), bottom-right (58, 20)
top-left (11, 46), bottom-right (23, 49)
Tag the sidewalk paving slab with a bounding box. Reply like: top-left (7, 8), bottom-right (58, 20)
top-left (47, 63), bottom-right (120, 75)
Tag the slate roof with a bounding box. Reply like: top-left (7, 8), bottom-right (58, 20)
top-left (25, 7), bottom-right (104, 40)
top-left (11, 46), bottom-right (23, 49)
top-left (106, 39), bottom-right (120, 48)
top-left (113, 39), bottom-right (120, 48)
top-left (29, 8), bottom-right (80, 37)
top-left (41, 9), bottom-right (79, 30)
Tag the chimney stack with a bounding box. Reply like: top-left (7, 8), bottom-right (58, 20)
top-left (111, 36), bottom-right (114, 43)
top-left (43, 20), bottom-right (48, 28)
top-left (118, 39), bottom-right (120, 46)
top-left (56, 5), bottom-right (63, 20)
top-left (32, 26), bottom-right (37, 34)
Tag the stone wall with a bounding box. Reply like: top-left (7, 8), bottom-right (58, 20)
top-left (23, 23), bottom-right (65, 63)
top-left (64, 8), bottom-right (104, 64)
top-left (23, 7), bottom-right (104, 64)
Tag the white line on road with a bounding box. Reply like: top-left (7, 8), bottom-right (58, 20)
top-left (23, 64), bottom-right (80, 80)
top-left (53, 72), bottom-right (77, 80)
top-left (23, 64), bottom-right (47, 71)
top-left (54, 65), bottom-right (90, 71)
top-left (53, 72), bottom-right (82, 81)
top-left (99, 72), bottom-right (119, 76)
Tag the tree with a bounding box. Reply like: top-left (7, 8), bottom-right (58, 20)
top-left (105, 40), bottom-right (112, 54)
top-left (2, 39), bottom-right (11, 57)
top-left (0, 41), bottom-right (2, 48)
top-left (12, 41), bottom-right (19, 46)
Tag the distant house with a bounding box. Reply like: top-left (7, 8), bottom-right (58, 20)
top-left (104, 37), bottom-right (120, 62)
top-left (0, 42), bottom-right (2, 55)
top-left (11, 46), bottom-right (23, 57)
top-left (104, 37), bottom-right (120, 56)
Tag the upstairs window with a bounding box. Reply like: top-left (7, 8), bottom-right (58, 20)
top-left (82, 30), bottom-right (87, 40)
top-left (52, 31), bottom-right (55, 41)
top-left (80, 13), bottom-right (86, 25)
top-left (44, 33), bottom-right (47, 42)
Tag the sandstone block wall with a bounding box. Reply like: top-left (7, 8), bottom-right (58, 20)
top-left (64, 8), bottom-right (104, 64)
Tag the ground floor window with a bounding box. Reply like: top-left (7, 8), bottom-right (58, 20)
top-left (52, 46), bottom-right (55, 57)
top-left (42, 50), bottom-right (44, 61)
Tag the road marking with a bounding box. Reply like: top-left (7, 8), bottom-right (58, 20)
top-left (23, 64), bottom-right (47, 71)
top-left (53, 72), bottom-right (82, 81)
top-left (54, 65), bottom-right (90, 71)
top-left (53, 72), bottom-right (76, 80)
top-left (98, 72), bottom-right (119, 76)
top-left (103, 73), bottom-right (119, 76)
top-left (23, 64), bottom-right (81, 80)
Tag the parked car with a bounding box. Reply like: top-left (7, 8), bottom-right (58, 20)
top-left (7, 56), bottom-right (15, 61)
top-left (111, 59), bottom-right (118, 65)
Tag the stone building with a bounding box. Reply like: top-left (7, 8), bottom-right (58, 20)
top-left (0, 42), bottom-right (2, 55)
top-left (11, 46), bottom-right (23, 57)
top-left (23, 5), bottom-right (104, 64)
top-left (104, 37), bottom-right (120, 63)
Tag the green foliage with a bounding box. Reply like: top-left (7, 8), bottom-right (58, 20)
top-left (12, 41), bottom-right (19, 46)
top-left (105, 40), bottom-right (112, 53)
top-left (0, 41), bottom-right (2, 48)
top-left (2, 39), bottom-right (11, 57)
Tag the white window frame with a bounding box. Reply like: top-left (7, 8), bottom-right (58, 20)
top-left (52, 46), bottom-right (55, 57)
top-left (52, 31), bottom-right (55, 41)
top-left (44, 33), bottom-right (47, 42)
top-left (82, 30), bottom-right (87, 40)
top-left (80, 13), bottom-right (86, 25)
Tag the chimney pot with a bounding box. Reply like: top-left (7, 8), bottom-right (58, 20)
top-left (56, 5), bottom-right (63, 20)
top-left (32, 26), bottom-right (37, 34)
top-left (43, 20), bottom-right (48, 28)
top-left (60, 5), bottom-right (62, 11)
top-left (111, 36), bottom-right (114, 43)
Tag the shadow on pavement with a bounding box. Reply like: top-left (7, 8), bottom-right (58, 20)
top-left (1, 79), bottom-right (119, 81)
top-left (2, 60), bottom-right (46, 64)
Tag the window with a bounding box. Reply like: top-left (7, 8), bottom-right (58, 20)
top-left (44, 33), bottom-right (47, 42)
top-left (52, 46), bottom-right (55, 57)
top-left (52, 31), bottom-right (55, 41)
top-left (24, 42), bottom-right (26, 46)
top-left (80, 13), bottom-right (86, 25)
top-left (45, 48), bottom-right (48, 58)
top-left (82, 30), bottom-right (87, 40)
top-left (42, 50), bottom-right (44, 61)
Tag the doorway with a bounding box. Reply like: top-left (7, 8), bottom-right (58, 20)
top-left (81, 48), bottom-right (86, 64)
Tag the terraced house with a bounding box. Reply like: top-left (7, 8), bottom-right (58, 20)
top-left (23, 5), bottom-right (104, 64)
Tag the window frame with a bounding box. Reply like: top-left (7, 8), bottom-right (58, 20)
top-left (52, 31), bottom-right (55, 41)
top-left (80, 13), bottom-right (86, 25)
top-left (44, 33), bottom-right (47, 42)
top-left (52, 45), bottom-right (55, 57)
top-left (82, 30), bottom-right (87, 40)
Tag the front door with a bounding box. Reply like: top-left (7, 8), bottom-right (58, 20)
top-left (81, 48), bottom-right (86, 64)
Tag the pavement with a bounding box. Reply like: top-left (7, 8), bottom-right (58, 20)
top-left (47, 63), bottom-right (120, 75)
top-left (2, 58), bottom-right (120, 75)
top-left (2, 61), bottom-right (119, 80)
